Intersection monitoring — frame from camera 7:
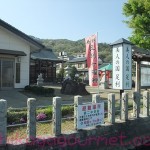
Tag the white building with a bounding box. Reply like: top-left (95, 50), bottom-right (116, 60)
top-left (0, 19), bottom-right (45, 89)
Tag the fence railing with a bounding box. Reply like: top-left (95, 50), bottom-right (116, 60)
top-left (0, 90), bottom-right (150, 145)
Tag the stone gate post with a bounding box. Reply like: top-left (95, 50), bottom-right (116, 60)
top-left (143, 91), bottom-right (149, 117)
top-left (52, 97), bottom-right (62, 136)
top-left (0, 99), bottom-right (7, 146)
top-left (121, 92), bottom-right (128, 121)
top-left (27, 98), bottom-right (36, 141)
top-left (108, 93), bottom-right (115, 124)
top-left (133, 92), bottom-right (140, 118)
top-left (92, 94), bottom-right (101, 103)
top-left (74, 96), bottom-right (82, 130)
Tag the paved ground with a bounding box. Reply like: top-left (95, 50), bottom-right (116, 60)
top-left (0, 84), bottom-right (136, 108)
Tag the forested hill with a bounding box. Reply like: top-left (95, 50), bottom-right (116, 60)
top-left (31, 36), bottom-right (112, 63)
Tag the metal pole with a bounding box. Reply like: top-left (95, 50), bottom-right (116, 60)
top-left (96, 32), bottom-right (100, 94)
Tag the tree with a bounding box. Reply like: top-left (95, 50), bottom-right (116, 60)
top-left (56, 68), bottom-right (64, 81)
top-left (123, 0), bottom-right (150, 49)
top-left (70, 66), bottom-right (78, 80)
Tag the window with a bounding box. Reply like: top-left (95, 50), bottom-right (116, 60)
top-left (16, 63), bottom-right (20, 83)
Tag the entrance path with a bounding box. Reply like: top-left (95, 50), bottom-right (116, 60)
top-left (0, 84), bottom-right (135, 108)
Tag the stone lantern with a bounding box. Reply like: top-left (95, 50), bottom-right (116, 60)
top-left (37, 73), bottom-right (44, 86)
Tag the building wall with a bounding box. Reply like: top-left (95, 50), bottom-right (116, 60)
top-left (0, 26), bottom-right (30, 88)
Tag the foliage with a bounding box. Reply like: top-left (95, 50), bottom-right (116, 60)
top-left (36, 113), bottom-right (47, 121)
top-left (7, 106), bottom-right (74, 125)
top-left (24, 85), bottom-right (55, 97)
top-left (61, 106), bottom-right (74, 116)
top-left (36, 38), bottom-right (112, 63)
top-left (69, 66), bottom-right (78, 80)
top-left (123, 0), bottom-right (150, 49)
top-left (56, 67), bottom-right (64, 81)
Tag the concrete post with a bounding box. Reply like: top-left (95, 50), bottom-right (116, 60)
top-left (121, 92), bottom-right (128, 121)
top-left (133, 92), bottom-right (140, 118)
top-left (108, 94), bottom-right (115, 124)
top-left (92, 94), bottom-right (101, 103)
top-left (74, 96), bottom-right (82, 130)
top-left (143, 91), bottom-right (149, 117)
top-left (52, 97), bottom-right (62, 136)
top-left (0, 99), bottom-right (7, 146)
top-left (27, 98), bottom-right (36, 141)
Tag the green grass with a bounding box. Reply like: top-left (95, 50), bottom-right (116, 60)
top-left (7, 120), bottom-right (74, 141)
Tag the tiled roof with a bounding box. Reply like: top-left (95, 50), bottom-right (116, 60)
top-left (110, 38), bottom-right (133, 46)
top-left (31, 49), bottom-right (64, 62)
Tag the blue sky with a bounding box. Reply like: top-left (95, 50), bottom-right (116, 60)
top-left (0, 0), bottom-right (131, 43)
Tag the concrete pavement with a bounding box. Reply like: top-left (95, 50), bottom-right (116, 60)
top-left (0, 85), bottom-right (127, 108)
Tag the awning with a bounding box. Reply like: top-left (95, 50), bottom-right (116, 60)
top-left (99, 64), bottom-right (112, 71)
top-left (0, 49), bottom-right (26, 56)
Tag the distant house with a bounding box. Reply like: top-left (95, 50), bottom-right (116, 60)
top-left (67, 56), bottom-right (103, 80)
top-left (0, 19), bottom-right (61, 89)
top-left (99, 63), bottom-right (112, 89)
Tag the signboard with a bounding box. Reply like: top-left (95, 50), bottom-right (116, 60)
top-left (85, 34), bottom-right (98, 86)
top-left (112, 44), bottom-right (132, 89)
top-left (141, 62), bottom-right (150, 87)
top-left (77, 102), bottom-right (104, 129)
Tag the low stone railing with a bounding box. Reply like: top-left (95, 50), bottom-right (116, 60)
top-left (0, 91), bottom-right (150, 150)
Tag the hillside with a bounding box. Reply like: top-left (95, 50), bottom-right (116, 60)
top-left (31, 36), bottom-right (112, 63)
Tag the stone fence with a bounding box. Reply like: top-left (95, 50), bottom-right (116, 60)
top-left (0, 91), bottom-right (150, 150)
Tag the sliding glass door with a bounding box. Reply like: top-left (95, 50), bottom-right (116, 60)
top-left (0, 59), bottom-right (14, 89)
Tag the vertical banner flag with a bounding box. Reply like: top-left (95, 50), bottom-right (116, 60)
top-left (85, 34), bottom-right (98, 86)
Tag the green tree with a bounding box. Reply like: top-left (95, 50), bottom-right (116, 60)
top-left (70, 66), bottom-right (78, 80)
top-left (123, 0), bottom-right (150, 49)
top-left (56, 68), bottom-right (64, 81)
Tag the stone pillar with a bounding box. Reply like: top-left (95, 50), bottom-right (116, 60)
top-left (121, 92), bottom-right (128, 121)
top-left (133, 92), bottom-right (140, 118)
top-left (52, 97), bottom-right (62, 136)
top-left (92, 94), bottom-right (101, 103)
top-left (0, 99), bottom-right (7, 146)
top-left (108, 94), bottom-right (115, 124)
top-left (74, 96), bottom-right (82, 130)
top-left (27, 98), bottom-right (36, 141)
top-left (135, 60), bottom-right (141, 93)
top-left (143, 91), bottom-right (149, 117)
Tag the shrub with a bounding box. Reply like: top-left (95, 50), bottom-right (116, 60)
top-left (24, 85), bottom-right (31, 91)
top-left (24, 85), bottom-right (55, 97)
top-left (7, 111), bottom-right (27, 124)
top-left (61, 106), bottom-right (74, 116)
top-left (7, 105), bottom-right (74, 125)
top-left (36, 113), bottom-right (47, 121)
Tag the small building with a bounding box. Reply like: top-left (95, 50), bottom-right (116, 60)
top-left (0, 19), bottom-right (61, 89)
top-left (30, 48), bottom-right (63, 83)
top-left (99, 63), bottom-right (112, 89)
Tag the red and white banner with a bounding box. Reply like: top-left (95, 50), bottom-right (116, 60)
top-left (85, 34), bottom-right (98, 86)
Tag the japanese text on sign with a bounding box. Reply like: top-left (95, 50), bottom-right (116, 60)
top-left (85, 34), bottom-right (98, 86)
top-left (112, 44), bottom-right (132, 89)
top-left (77, 102), bottom-right (104, 129)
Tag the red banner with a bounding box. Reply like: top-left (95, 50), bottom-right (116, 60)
top-left (85, 34), bottom-right (98, 86)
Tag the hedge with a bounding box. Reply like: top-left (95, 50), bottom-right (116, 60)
top-left (24, 85), bottom-right (55, 97)
top-left (7, 106), bottom-right (74, 125)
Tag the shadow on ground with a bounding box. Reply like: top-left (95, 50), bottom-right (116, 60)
top-left (0, 84), bottom-right (134, 108)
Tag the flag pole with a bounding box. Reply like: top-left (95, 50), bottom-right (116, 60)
top-left (96, 32), bottom-right (100, 94)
